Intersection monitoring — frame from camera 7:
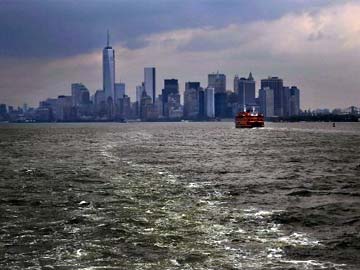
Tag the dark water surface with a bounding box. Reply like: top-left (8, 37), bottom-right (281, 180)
top-left (0, 122), bottom-right (359, 270)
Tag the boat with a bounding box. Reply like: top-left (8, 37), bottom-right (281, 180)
top-left (235, 110), bottom-right (264, 128)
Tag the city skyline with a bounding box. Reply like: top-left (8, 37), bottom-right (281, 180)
top-left (0, 0), bottom-right (360, 109)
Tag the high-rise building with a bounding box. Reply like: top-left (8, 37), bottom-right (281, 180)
top-left (71, 83), bottom-right (89, 106)
top-left (144, 67), bottom-right (156, 103)
top-left (208, 72), bottom-right (226, 93)
top-left (162, 79), bottom-right (179, 117)
top-left (103, 31), bottom-right (115, 103)
top-left (94, 90), bottom-right (106, 116)
top-left (282, 86), bottom-right (291, 117)
top-left (167, 93), bottom-right (182, 119)
top-left (55, 95), bottom-right (73, 121)
top-left (114, 83), bottom-right (125, 104)
top-left (282, 86), bottom-right (301, 117)
top-left (205, 87), bottom-right (215, 118)
top-left (0, 104), bottom-right (7, 116)
top-left (259, 87), bottom-right (274, 118)
top-left (136, 84), bottom-right (145, 103)
top-left (290, 86), bottom-right (300, 116)
top-left (215, 92), bottom-right (227, 118)
top-left (198, 88), bottom-right (205, 119)
top-left (234, 75), bottom-right (239, 93)
top-left (184, 82), bottom-right (201, 119)
top-left (261, 77), bottom-right (284, 117)
top-left (236, 72), bottom-right (256, 110)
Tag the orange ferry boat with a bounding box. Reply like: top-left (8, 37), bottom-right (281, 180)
top-left (235, 111), bottom-right (264, 128)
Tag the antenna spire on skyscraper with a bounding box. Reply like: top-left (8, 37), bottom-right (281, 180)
top-left (107, 30), bottom-right (110, 47)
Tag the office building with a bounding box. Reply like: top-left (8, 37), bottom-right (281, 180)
top-left (215, 92), bottom-right (227, 118)
top-left (259, 87), bottom-right (274, 118)
top-left (235, 72), bottom-right (256, 110)
top-left (167, 93), bottom-right (182, 119)
top-left (162, 79), bottom-right (179, 117)
top-left (234, 75), bottom-right (239, 93)
top-left (55, 95), bottom-right (73, 121)
top-left (71, 83), bottom-right (89, 106)
top-left (114, 83), bottom-right (125, 104)
top-left (0, 104), bottom-right (7, 116)
top-left (208, 72), bottom-right (226, 93)
top-left (198, 88), bottom-right (205, 118)
top-left (184, 82), bottom-right (201, 119)
top-left (205, 87), bottom-right (215, 118)
top-left (136, 84), bottom-right (145, 103)
top-left (144, 67), bottom-right (156, 103)
top-left (290, 86), bottom-right (300, 116)
top-left (282, 86), bottom-right (291, 117)
top-left (103, 31), bottom-right (115, 103)
top-left (261, 77), bottom-right (284, 117)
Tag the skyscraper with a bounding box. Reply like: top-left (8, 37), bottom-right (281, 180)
top-left (261, 77), bottom-right (284, 117)
top-left (162, 79), bottom-right (179, 117)
top-left (234, 75), bottom-right (239, 93)
top-left (136, 84), bottom-right (145, 103)
top-left (71, 83), bottom-right (89, 106)
top-left (184, 82), bottom-right (201, 118)
top-left (103, 31), bottom-right (115, 103)
top-left (259, 87), bottom-right (274, 118)
top-left (208, 72), bottom-right (226, 93)
top-left (282, 86), bottom-right (291, 117)
top-left (205, 87), bottom-right (215, 118)
top-left (290, 86), bottom-right (300, 116)
top-left (114, 83), bottom-right (125, 104)
top-left (235, 72), bottom-right (256, 110)
top-left (144, 67), bottom-right (156, 103)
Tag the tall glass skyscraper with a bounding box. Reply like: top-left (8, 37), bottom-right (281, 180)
top-left (103, 31), bottom-right (115, 103)
top-left (144, 67), bottom-right (156, 104)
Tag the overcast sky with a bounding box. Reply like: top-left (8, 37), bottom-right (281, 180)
top-left (0, 0), bottom-right (359, 109)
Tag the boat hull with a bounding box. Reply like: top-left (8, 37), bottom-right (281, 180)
top-left (235, 112), bottom-right (264, 128)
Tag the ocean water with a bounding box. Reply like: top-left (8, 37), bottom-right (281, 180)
top-left (0, 122), bottom-right (359, 270)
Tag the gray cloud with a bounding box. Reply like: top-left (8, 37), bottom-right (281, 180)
top-left (0, 0), bottom-right (336, 58)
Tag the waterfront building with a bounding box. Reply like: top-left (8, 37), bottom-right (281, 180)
top-left (144, 67), bottom-right (156, 103)
top-left (235, 73), bottom-right (256, 110)
top-left (35, 107), bottom-right (52, 122)
top-left (282, 86), bottom-right (291, 117)
top-left (156, 95), bottom-right (164, 118)
top-left (282, 86), bottom-right (301, 117)
top-left (115, 95), bottom-right (131, 120)
top-left (259, 87), bottom-right (274, 118)
top-left (167, 93), bottom-right (182, 119)
top-left (227, 91), bottom-right (241, 116)
top-left (162, 79), bottom-right (179, 117)
top-left (208, 72), bottom-right (226, 93)
top-left (55, 95), bottom-right (73, 121)
top-left (290, 86), bottom-right (300, 116)
top-left (103, 31), bottom-right (115, 104)
top-left (215, 92), bottom-right (227, 118)
top-left (0, 104), bottom-right (7, 116)
top-left (198, 88), bottom-right (205, 119)
top-left (140, 94), bottom-right (159, 121)
top-left (261, 77), bottom-right (284, 117)
top-left (114, 83), bottom-right (125, 104)
top-left (71, 83), bottom-right (89, 107)
top-left (184, 82), bottom-right (201, 119)
top-left (205, 87), bottom-right (215, 118)
top-left (136, 84), bottom-right (145, 103)
top-left (234, 75), bottom-right (239, 93)
top-left (94, 90), bottom-right (106, 117)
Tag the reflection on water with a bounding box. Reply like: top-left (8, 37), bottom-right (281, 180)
top-left (0, 122), bottom-right (359, 269)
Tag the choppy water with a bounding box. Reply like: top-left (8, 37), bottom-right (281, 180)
top-left (0, 122), bottom-right (359, 270)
